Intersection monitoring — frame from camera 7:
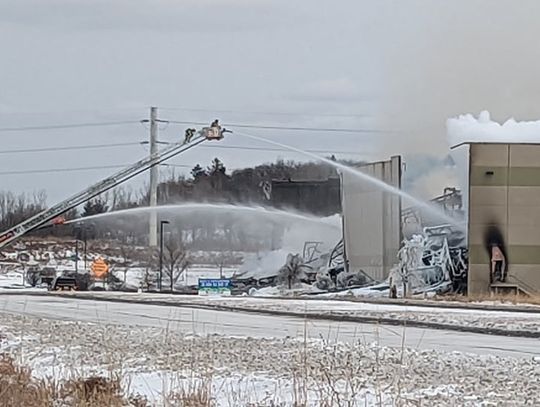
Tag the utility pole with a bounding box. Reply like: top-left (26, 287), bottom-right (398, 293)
top-left (149, 106), bottom-right (158, 247)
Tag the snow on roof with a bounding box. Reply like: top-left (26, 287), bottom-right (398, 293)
top-left (447, 111), bottom-right (540, 148)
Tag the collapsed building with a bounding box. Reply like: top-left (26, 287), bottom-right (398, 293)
top-left (317, 156), bottom-right (467, 296)
top-left (314, 188), bottom-right (467, 296)
top-left (236, 156), bottom-right (468, 296)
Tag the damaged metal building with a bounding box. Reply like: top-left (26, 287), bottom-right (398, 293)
top-left (270, 177), bottom-right (341, 216)
top-left (341, 156), bottom-right (402, 281)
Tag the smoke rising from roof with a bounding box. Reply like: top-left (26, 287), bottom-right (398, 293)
top-left (373, 0), bottom-right (540, 157)
top-left (447, 111), bottom-right (540, 147)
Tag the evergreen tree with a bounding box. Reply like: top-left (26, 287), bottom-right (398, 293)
top-left (207, 158), bottom-right (226, 175)
top-left (82, 197), bottom-right (109, 217)
top-left (190, 164), bottom-right (206, 180)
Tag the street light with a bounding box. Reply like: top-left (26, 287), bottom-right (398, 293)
top-left (74, 222), bottom-right (95, 272)
top-left (74, 239), bottom-right (79, 273)
top-left (158, 220), bottom-right (169, 292)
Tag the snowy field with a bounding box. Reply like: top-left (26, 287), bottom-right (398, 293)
top-left (0, 270), bottom-right (27, 289)
top-left (0, 297), bottom-right (539, 406)
top-left (0, 265), bottom-right (238, 293)
top-left (113, 265), bottom-right (238, 289)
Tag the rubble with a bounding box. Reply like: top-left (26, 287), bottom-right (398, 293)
top-left (277, 253), bottom-right (311, 289)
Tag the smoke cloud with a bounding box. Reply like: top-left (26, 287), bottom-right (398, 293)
top-left (372, 0), bottom-right (540, 157)
top-left (447, 110), bottom-right (540, 146)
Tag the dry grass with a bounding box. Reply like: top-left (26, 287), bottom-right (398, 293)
top-left (0, 354), bottom-right (150, 407)
top-left (60, 375), bottom-right (128, 406)
top-left (0, 346), bottom-right (384, 407)
top-left (168, 379), bottom-right (214, 407)
top-left (2, 310), bottom-right (537, 406)
top-left (0, 354), bottom-right (54, 407)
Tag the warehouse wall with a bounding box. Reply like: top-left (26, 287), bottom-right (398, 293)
top-left (341, 156), bottom-right (402, 281)
top-left (271, 178), bottom-right (341, 216)
top-left (468, 143), bottom-right (540, 295)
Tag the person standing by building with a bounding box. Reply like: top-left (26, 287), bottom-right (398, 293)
top-left (490, 244), bottom-right (506, 283)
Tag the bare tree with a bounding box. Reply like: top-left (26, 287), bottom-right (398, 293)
top-left (111, 186), bottom-right (137, 211)
top-left (278, 254), bottom-right (311, 289)
top-left (161, 236), bottom-right (190, 292)
top-left (214, 251), bottom-right (231, 279)
top-left (141, 266), bottom-right (153, 291)
top-left (0, 190), bottom-right (47, 230)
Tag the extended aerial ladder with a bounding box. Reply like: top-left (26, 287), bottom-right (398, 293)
top-left (0, 121), bottom-right (228, 249)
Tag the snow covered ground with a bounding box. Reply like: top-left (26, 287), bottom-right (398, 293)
top-left (0, 271), bottom-right (26, 289)
top-left (0, 306), bottom-right (538, 406)
top-left (111, 265), bottom-right (238, 289)
top-left (170, 265), bottom-right (237, 287)
top-left (0, 262), bottom-right (238, 293)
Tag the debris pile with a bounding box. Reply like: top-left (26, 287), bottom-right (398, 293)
top-left (241, 222), bottom-right (468, 298)
top-left (277, 253), bottom-right (310, 289)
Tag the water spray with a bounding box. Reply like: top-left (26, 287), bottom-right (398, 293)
top-left (233, 130), bottom-right (462, 228)
top-left (66, 203), bottom-right (341, 229)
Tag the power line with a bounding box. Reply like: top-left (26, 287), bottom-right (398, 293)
top-left (0, 163), bottom-right (192, 176)
top-left (0, 164), bottom-right (129, 175)
top-left (151, 139), bottom-right (365, 156)
top-left (0, 138), bottom-right (366, 156)
top-left (0, 142), bottom-right (142, 155)
top-left (160, 163), bottom-right (193, 168)
top-left (0, 120), bottom-right (137, 133)
top-left (198, 144), bottom-right (365, 156)
top-left (168, 120), bottom-right (389, 134)
top-left (160, 106), bottom-right (369, 119)
top-left (0, 117), bottom-right (385, 135)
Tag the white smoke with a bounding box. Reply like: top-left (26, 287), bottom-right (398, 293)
top-left (237, 214), bottom-right (342, 281)
top-left (447, 110), bottom-right (540, 146)
top-left (409, 166), bottom-right (459, 201)
top-left (281, 214), bottom-right (341, 252)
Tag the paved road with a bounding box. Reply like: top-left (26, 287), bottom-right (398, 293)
top-left (0, 295), bottom-right (538, 358)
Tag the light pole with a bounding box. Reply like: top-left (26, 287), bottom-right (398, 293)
top-left (74, 239), bottom-right (79, 273)
top-left (158, 220), bottom-right (169, 292)
top-left (74, 222), bottom-right (95, 272)
top-left (83, 233), bottom-right (87, 271)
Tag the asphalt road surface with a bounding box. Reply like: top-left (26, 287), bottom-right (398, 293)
top-left (0, 294), bottom-right (538, 358)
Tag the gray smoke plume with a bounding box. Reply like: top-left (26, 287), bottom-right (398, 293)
top-left (371, 0), bottom-right (540, 157)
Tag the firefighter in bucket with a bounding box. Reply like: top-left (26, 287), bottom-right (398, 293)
top-left (183, 119), bottom-right (228, 144)
top-left (205, 119), bottom-right (227, 140)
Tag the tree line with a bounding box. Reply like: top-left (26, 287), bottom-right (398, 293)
top-left (0, 157), bottom-right (352, 251)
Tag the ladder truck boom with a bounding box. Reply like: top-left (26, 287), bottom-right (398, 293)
top-left (0, 122), bottom-right (228, 249)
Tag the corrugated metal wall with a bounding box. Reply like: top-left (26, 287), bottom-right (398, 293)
top-left (341, 156), bottom-right (402, 281)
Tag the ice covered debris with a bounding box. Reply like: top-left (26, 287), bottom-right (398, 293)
top-left (389, 225), bottom-right (467, 296)
top-left (447, 110), bottom-right (540, 147)
top-left (277, 253), bottom-right (310, 288)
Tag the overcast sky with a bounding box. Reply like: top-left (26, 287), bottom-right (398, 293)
top-left (2, 0), bottom-right (540, 203)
